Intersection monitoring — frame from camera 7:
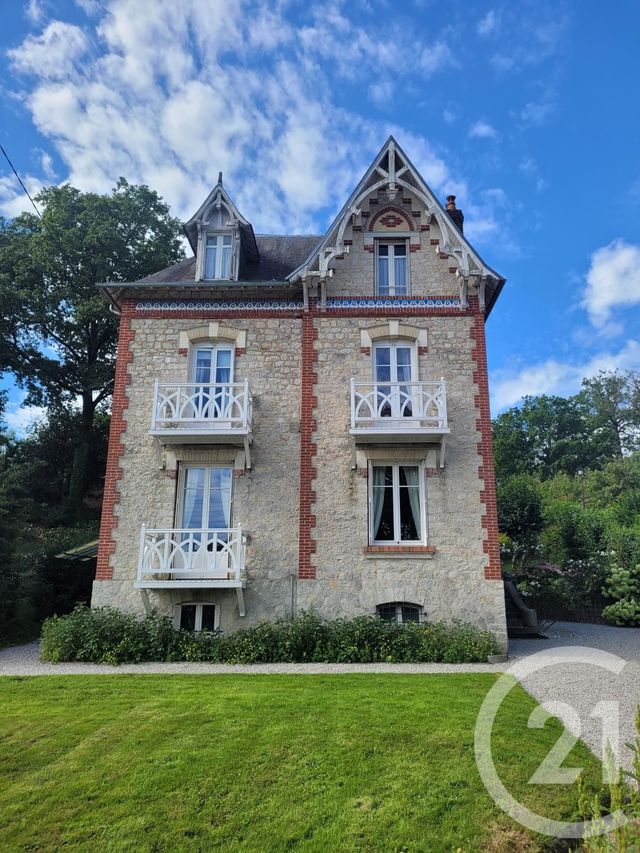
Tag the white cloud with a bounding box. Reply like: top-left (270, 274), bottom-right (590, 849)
top-left (368, 79), bottom-right (393, 108)
top-left (468, 120), bottom-right (499, 140)
top-left (25, 0), bottom-right (45, 23)
top-left (4, 399), bottom-right (46, 436)
top-left (7, 21), bottom-right (90, 80)
top-left (490, 9), bottom-right (567, 72)
top-left (0, 1), bottom-right (475, 232)
top-left (477, 10), bottom-right (500, 37)
top-left (582, 239), bottom-right (640, 333)
top-left (491, 340), bottom-right (640, 411)
top-left (0, 174), bottom-right (44, 218)
top-left (442, 108), bottom-right (456, 124)
top-left (518, 90), bottom-right (556, 126)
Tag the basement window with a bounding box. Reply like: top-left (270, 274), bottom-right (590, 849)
top-left (176, 603), bottom-right (219, 633)
top-left (377, 602), bottom-right (422, 624)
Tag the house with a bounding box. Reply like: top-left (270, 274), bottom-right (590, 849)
top-left (94, 136), bottom-right (508, 650)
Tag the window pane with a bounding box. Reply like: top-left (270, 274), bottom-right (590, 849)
top-left (373, 483), bottom-right (394, 541)
top-left (394, 255), bottom-right (407, 293)
top-left (374, 347), bottom-right (391, 382)
top-left (400, 604), bottom-right (421, 623)
top-left (221, 243), bottom-right (232, 278)
top-left (378, 244), bottom-right (389, 256)
top-left (377, 255), bottom-right (389, 294)
top-left (399, 483), bottom-right (420, 540)
top-left (195, 350), bottom-right (212, 383)
top-left (394, 243), bottom-right (406, 257)
top-left (222, 235), bottom-right (232, 245)
top-left (377, 603), bottom-right (397, 622)
top-left (204, 243), bottom-right (217, 279)
top-left (182, 468), bottom-right (205, 528)
top-left (208, 468), bottom-right (232, 529)
top-left (201, 605), bottom-right (216, 631)
top-left (180, 605), bottom-right (196, 631)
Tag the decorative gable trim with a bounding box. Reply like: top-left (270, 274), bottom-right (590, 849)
top-left (360, 321), bottom-right (428, 351)
top-left (178, 322), bottom-right (247, 351)
top-left (286, 136), bottom-right (505, 315)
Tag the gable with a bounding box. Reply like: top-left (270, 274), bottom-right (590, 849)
top-left (287, 136), bottom-right (505, 314)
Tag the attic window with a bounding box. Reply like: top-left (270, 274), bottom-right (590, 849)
top-left (204, 234), bottom-right (232, 280)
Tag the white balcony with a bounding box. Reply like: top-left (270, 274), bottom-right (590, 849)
top-left (150, 380), bottom-right (253, 458)
top-left (136, 526), bottom-right (247, 614)
top-left (350, 379), bottom-right (450, 446)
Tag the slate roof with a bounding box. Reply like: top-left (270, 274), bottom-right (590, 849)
top-left (140, 234), bottom-right (320, 284)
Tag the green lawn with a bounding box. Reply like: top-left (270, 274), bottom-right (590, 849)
top-left (0, 675), bottom-right (600, 852)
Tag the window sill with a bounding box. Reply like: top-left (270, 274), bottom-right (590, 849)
top-left (363, 545), bottom-right (436, 560)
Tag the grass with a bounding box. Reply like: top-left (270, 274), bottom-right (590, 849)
top-left (0, 674), bottom-right (601, 852)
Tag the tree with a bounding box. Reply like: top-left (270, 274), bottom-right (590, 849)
top-left (577, 370), bottom-right (640, 457)
top-left (0, 180), bottom-right (184, 517)
top-left (497, 475), bottom-right (544, 546)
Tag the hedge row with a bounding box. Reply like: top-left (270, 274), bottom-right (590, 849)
top-left (40, 606), bottom-right (498, 665)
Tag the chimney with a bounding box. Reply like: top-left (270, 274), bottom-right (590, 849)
top-left (445, 194), bottom-right (464, 233)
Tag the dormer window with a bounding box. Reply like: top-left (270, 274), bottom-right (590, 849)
top-left (204, 234), bottom-right (233, 280)
top-left (376, 240), bottom-right (408, 296)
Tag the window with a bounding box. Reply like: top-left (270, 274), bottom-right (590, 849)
top-left (369, 463), bottom-right (425, 544)
top-left (376, 241), bottom-right (408, 296)
top-left (176, 465), bottom-right (233, 579)
top-left (191, 345), bottom-right (234, 420)
top-left (176, 603), bottom-right (219, 632)
top-left (204, 234), bottom-right (233, 279)
top-left (377, 602), bottom-right (422, 624)
top-left (373, 341), bottom-right (416, 418)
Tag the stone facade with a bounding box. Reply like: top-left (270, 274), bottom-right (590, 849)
top-left (93, 138), bottom-right (508, 651)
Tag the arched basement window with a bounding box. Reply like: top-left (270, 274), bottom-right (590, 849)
top-left (376, 602), bottom-right (422, 624)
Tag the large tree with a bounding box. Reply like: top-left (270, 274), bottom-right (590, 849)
top-left (0, 179), bottom-right (184, 517)
top-left (577, 370), bottom-right (640, 457)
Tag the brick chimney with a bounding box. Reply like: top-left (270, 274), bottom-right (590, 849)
top-left (445, 195), bottom-right (464, 233)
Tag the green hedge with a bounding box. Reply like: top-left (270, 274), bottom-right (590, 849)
top-left (40, 606), bottom-right (498, 665)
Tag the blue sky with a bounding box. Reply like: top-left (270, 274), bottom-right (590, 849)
top-left (1, 0), bottom-right (640, 433)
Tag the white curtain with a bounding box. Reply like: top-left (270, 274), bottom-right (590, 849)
top-left (372, 467), bottom-right (387, 540)
top-left (377, 257), bottom-right (389, 293)
top-left (394, 255), bottom-right (407, 293)
top-left (402, 466), bottom-right (422, 539)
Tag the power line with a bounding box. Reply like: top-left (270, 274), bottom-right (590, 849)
top-left (0, 142), bottom-right (42, 219)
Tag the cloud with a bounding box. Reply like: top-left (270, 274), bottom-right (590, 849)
top-left (442, 108), bottom-right (456, 124)
top-left (477, 10), bottom-right (500, 37)
top-left (491, 340), bottom-right (640, 411)
top-left (582, 239), bottom-right (640, 333)
top-left (1, 0), bottom-right (486, 238)
top-left (4, 399), bottom-right (46, 436)
top-left (518, 90), bottom-right (556, 126)
top-left (490, 8), bottom-right (568, 72)
top-left (468, 120), bottom-right (499, 140)
top-left (7, 21), bottom-right (90, 79)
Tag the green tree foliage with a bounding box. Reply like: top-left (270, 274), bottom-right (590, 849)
top-left (497, 475), bottom-right (544, 545)
top-left (577, 370), bottom-right (640, 457)
top-left (0, 179), bottom-right (184, 516)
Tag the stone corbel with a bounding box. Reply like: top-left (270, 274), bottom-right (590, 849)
top-left (458, 274), bottom-right (469, 309)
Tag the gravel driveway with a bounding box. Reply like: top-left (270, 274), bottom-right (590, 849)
top-left (2, 621), bottom-right (639, 768)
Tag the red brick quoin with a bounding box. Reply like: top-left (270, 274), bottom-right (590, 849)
top-left (96, 301), bottom-right (136, 580)
top-left (470, 313), bottom-right (502, 581)
top-left (298, 311), bottom-right (318, 580)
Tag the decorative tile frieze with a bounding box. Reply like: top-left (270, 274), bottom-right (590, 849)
top-left (137, 299), bottom-right (305, 311)
top-left (325, 298), bottom-right (461, 309)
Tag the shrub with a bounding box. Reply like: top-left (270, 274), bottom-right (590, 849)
top-left (601, 563), bottom-right (640, 627)
top-left (40, 606), bottom-right (498, 665)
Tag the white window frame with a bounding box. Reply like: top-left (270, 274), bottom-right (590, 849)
top-left (375, 239), bottom-right (410, 296)
top-left (372, 340), bottom-right (418, 384)
top-left (173, 602), bottom-right (220, 632)
top-left (368, 461), bottom-right (427, 546)
top-left (189, 344), bottom-right (235, 384)
top-left (175, 464), bottom-right (234, 531)
top-left (203, 233), bottom-right (234, 280)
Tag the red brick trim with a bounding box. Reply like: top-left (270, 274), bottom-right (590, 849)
top-left (325, 306), bottom-right (473, 318)
top-left (470, 313), bottom-right (502, 581)
top-left (298, 310), bottom-right (318, 580)
top-left (364, 545), bottom-right (436, 555)
top-left (449, 267), bottom-right (457, 274)
top-left (96, 302), bottom-right (136, 581)
top-left (418, 346), bottom-right (428, 355)
top-left (178, 347), bottom-right (188, 356)
top-left (368, 205), bottom-right (415, 232)
top-left (235, 347), bottom-right (246, 356)
top-left (430, 239), bottom-right (439, 245)
top-left (360, 346), bottom-right (371, 355)
top-left (420, 224), bottom-right (430, 232)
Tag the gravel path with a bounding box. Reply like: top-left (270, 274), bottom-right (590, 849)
top-left (2, 622), bottom-right (639, 768)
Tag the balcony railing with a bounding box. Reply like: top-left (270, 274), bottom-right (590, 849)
top-left (136, 526), bottom-right (246, 589)
top-left (350, 379), bottom-right (449, 443)
top-left (149, 381), bottom-right (252, 451)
